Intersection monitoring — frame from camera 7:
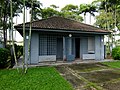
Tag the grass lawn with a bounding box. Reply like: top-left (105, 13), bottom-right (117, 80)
top-left (0, 67), bottom-right (73, 90)
top-left (102, 61), bottom-right (120, 68)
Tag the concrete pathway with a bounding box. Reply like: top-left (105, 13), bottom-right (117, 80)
top-left (13, 57), bottom-right (114, 68)
top-left (65, 66), bottom-right (103, 90)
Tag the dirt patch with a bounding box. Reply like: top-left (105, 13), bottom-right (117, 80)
top-left (55, 66), bottom-right (86, 90)
top-left (79, 70), bottom-right (120, 83)
top-left (68, 63), bottom-right (108, 72)
top-left (103, 81), bottom-right (120, 90)
top-left (55, 63), bottom-right (120, 90)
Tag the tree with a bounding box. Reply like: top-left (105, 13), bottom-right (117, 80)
top-left (22, 0), bottom-right (26, 73)
top-left (0, 0), bottom-right (25, 68)
top-left (93, 0), bottom-right (120, 55)
top-left (25, 0), bottom-right (42, 20)
top-left (61, 4), bottom-right (83, 22)
top-left (0, 0), bottom-right (41, 48)
top-left (95, 10), bottom-right (114, 29)
top-left (0, 0), bottom-right (23, 48)
top-left (41, 7), bottom-right (61, 19)
top-left (50, 4), bottom-right (59, 9)
top-left (79, 4), bottom-right (97, 24)
top-left (87, 4), bottom-right (98, 24)
top-left (40, 4), bottom-right (83, 22)
top-left (0, 0), bottom-right (4, 27)
top-left (79, 4), bottom-right (88, 23)
top-left (2, 0), bottom-right (9, 48)
top-left (93, 0), bottom-right (120, 31)
top-left (10, 0), bottom-right (19, 72)
top-left (25, 0), bottom-right (33, 73)
top-left (23, 0), bottom-right (42, 73)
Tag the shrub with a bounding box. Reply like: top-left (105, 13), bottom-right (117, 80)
top-left (6, 44), bottom-right (23, 59)
top-left (0, 48), bottom-right (10, 68)
top-left (15, 45), bottom-right (23, 59)
top-left (112, 47), bottom-right (120, 60)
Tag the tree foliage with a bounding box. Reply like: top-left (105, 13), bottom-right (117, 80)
top-left (41, 7), bottom-right (61, 19)
top-left (61, 4), bottom-right (83, 22)
top-left (79, 4), bottom-right (97, 23)
top-left (93, 0), bottom-right (120, 30)
top-left (93, 0), bottom-right (120, 54)
top-left (41, 4), bottom-right (83, 22)
top-left (0, 0), bottom-right (42, 47)
top-left (95, 10), bottom-right (114, 29)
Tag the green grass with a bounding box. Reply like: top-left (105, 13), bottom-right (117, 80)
top-left (0, 67), bottom-right (73, 90)
top-left (102, 61), bottom-right (120, 68)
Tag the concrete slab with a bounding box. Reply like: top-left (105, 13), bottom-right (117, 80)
top-left (13, 57), bottom-right (114, 68)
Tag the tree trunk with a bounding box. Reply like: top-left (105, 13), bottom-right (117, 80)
top-left (84, 13), bottom-right (86, 23)
top-left (105, 0), bottom-right (111, 55)
top-left (25, 0), bottom-right (33, 73)
top-left (3, 1), bottom-right (8, 48)
top-left (114, 6), bottom-right (117, 46)
top-left (3, 14), bottom-right (7, 48)
top-left (10, 0), bottom-right (19, 72)
top-left (22, 0), bottom-right (26, 73)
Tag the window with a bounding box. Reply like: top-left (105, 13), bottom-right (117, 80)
top-left (39, 35), bottom-right (47, 55)
top-left (88, 37), bottom-right (95, 53)
top-left (47, 36), bottom-right (56, 55)
top-left (39, 35), bottom-right (56, 55)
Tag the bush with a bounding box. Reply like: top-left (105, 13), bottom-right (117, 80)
top-left (15, 45), bottom-right (23, 59)
top-left (112, 47), bottom-right (120, 60)
top-left (0, 48), bottom-right (10, 68)
top-left (6, 44), bottom-right (23, 59)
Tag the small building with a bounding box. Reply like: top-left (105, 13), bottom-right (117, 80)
top-left (15, 17), bottom-right (110, 64)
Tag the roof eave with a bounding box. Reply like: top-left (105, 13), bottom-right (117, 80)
top-left (15, 27), bottom-right (111, 35)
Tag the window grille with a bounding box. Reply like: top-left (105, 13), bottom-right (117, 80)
top-left (39, 35), bottom-right (56, 55)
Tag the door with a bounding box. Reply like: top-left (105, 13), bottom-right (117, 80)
top-left (75, 38), bottom-right (80, 58)
top-left (57, 38), bottom-right (63, 60)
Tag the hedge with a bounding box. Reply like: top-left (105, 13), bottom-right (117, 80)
top-left (112, 46), bottom-right (120, 60)
top-left (0, 48), bottom-right (10, 68)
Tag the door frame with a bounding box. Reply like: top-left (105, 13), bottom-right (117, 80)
top-left (75, 38), bottom-right (80, 58)
top-left (56, 38), bottom-right (63, 60)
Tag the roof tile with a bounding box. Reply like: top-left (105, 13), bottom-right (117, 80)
top-left (15, 16), bottom-right (110, 33)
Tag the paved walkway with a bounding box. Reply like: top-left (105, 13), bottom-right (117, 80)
top-left (65, 66), bottom-right (103, 90)
top-left (13, 57), bottom-right (114, 68)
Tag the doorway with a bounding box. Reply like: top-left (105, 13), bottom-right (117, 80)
top-left (56, 38), bottom-right (63, 60)
top-left (75, 38), bottom-right (80, 58)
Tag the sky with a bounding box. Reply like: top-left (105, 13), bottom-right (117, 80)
top-left (14, 0), bottom-right (95, 42)
top-left (40, 0), bottom-right (93, 9)
top-left (15, 0), bottom-right (95, 24)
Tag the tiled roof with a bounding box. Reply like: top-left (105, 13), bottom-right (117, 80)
top-left (15, 16), bottom-right (110, 33)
